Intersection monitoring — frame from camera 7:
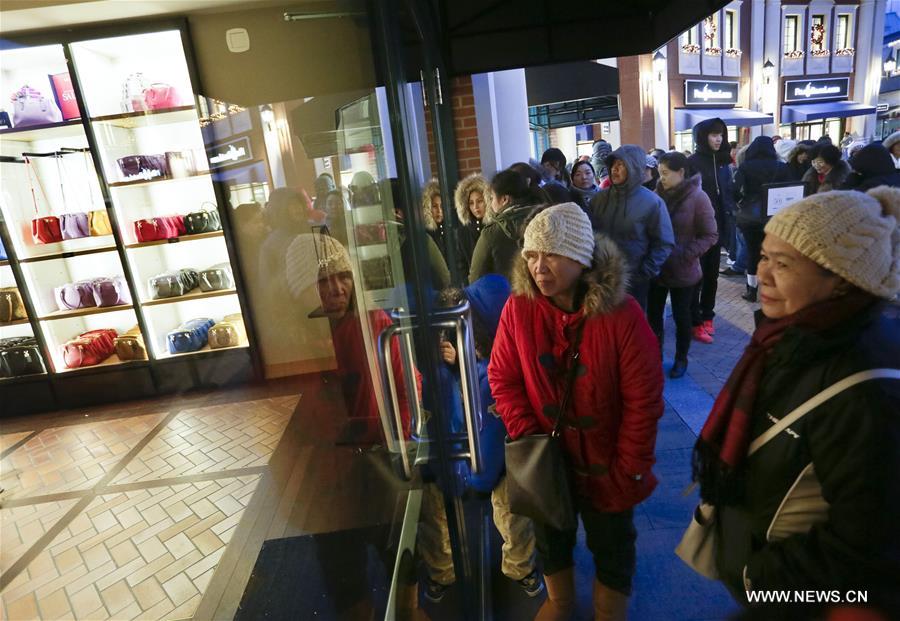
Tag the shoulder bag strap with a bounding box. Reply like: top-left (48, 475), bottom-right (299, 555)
top-left (54, 154), bottom-right (69, 214)
top-left (24, 156), bottom-right (51, 216)
top-left (552, 319), bottom-right (587, 437)
top-left (748, 368), bottom-right (900, 456)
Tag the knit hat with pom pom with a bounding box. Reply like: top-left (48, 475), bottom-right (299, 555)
top-left (764, 187), bottom-right (900, 299)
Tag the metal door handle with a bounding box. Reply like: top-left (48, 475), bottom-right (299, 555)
top-left (389, 302), bottom-right (483, 474)
top-left (377, 323), bottom-right (415, 480)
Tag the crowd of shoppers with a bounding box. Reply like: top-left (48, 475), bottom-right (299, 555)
top-left (288, 121), bottom-right (898, 620)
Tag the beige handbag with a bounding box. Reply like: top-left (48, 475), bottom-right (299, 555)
top-left (113, 325), bottom-right (146, 360)
top-left (675, 368), bottom-right (900, 579)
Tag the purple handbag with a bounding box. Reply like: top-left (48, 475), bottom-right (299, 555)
top-left (54, 280), bottom-right (96, 311)
top-left (12, 85), bottom-right (62, 128)
top-left (60, 212), bottom-right (90, 240)
top-left (90, 276), bottom-right (131, 307)
top-left (116, 154), bottom-right (169, 180)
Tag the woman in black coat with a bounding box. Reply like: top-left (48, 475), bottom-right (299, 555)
top-left (733, 136), bottom-right (792, 302)
top-left (842, 143), bottom-right (900, 192)
top-left (689, 187), bottom-right (900, 620)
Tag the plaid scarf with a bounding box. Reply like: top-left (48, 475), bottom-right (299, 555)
top-left (693, 290), bottom-right (876, 504)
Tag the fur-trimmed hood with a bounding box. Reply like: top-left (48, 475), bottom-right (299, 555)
top-left (454, 174), bottom-right (492, 225)
top-left (421, 179), bottom-right (441, 231)
top-left (510, 232), bottom-right (629, 317)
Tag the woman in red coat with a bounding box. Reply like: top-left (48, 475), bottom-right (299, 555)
top-left (488, 202), bottom-right (664, 621)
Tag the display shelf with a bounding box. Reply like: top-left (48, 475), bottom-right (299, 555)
top-left (0, 318), bottom-right (32, 327)
top-left (0, 120), bottom-right (85, 142)
top-left (0, 371), bottom-right (48, 383)
top-left (156, 339), bottom-right (249, 360)
top-left (124, 230), bottom-right (223, 248)
top-left (141, 288), bottom-right (237, 307)
top-left (39, 304), bottom-right (133, 321)
top-left (17, 244), bottom-right (118, 264)
top-left (107, 171), bottom-right (211, 189)
top-left (55, 353), bottom-right (145, 374)
top-left (90, 106), bottom-right (197, 128)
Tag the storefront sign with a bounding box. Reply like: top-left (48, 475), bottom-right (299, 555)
top-left (206, 137), bottom-right (252, 168)
top-left (783, 77), bottom-right (850, 104)
top-left (684, 80), bottom-right (739, 106)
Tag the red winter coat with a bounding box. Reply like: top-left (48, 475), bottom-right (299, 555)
top-left (488, 235), bottom-right (664, 513)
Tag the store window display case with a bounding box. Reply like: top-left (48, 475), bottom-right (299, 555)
top-left (0, 26), bottom-right (257, 415)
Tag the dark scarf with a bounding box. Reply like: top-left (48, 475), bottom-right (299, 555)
top-left (693, 290), bottom-right (877, 504)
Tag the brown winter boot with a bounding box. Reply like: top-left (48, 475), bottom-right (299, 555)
top-left (534, 567), bottom-right (575, 621)
top-left (592, 580), bottom-right (628, 621)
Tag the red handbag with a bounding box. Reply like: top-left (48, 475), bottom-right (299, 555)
top-left (133, 215), bottom-right (184, 242)
top-left (62, 328), bottom-right (116, 368)
top-left (26, 157), bottom-right (63, 244)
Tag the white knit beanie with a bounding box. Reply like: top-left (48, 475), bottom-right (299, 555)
top-left (285, 233), bottom-right (353, 298)
top-left (522, 202), bottom-right (595, 268)
top-left (764, 187), bottom-right (900, 299)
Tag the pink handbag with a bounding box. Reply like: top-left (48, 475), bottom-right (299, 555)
top-left (143, 84), bottom-right (184, 110)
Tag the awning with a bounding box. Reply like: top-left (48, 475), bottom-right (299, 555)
top-left (674, 108), bottom-right (773, 132)
top-left (781, 101), bottom-right (876, 123)
top-left (525, 61), bottom-right (619, 107)
top-left (529, 95), bottom-right (620, 130)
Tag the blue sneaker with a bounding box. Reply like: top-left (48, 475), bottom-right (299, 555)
top-left (517, 570), bottom-right (545, 597)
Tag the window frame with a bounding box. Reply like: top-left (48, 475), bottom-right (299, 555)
top-left (783, 15), bottom-right (799, 55)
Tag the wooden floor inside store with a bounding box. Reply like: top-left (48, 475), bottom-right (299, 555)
top-left (0, 374), bottom-right (411, 620)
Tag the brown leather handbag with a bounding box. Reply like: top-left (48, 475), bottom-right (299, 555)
top-left (113, 325), bottom-right (147, 360)
top-left (0, 287), bottom-right (27, 323)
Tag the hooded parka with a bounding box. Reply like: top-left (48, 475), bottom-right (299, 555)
top-left (688, 118), bottom-right (736, 233)
top-left (843, 143), bottom-right (900, 192)
top-left (589, 145), bottom-right (675, 282)
top-left (468, 202), bottom-right (536, 284)
top-left (454, 174), bottom-right (491, 275)
top-left (488, 235), bottom-right (665, 513)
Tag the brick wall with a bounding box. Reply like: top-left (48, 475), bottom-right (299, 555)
top-left (424, 75), bottom-right (482, 181)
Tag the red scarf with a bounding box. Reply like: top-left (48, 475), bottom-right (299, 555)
top-left (694, 291), bottom-right (875, 501)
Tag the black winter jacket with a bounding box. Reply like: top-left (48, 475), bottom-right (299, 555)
top-left (715, 302), bottom-right (900, 613)
top-left (688, 118), bottom-right (736, 234)
top-left (843, 143), bottom-right (900, 192)
top-left (468, 203), bottom-right (535, 284)
top-left (734, 136), bottom-right (793, 231)
top-left (456, 219), bottom-right (484, 278)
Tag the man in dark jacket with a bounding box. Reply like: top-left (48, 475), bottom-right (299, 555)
top-left (687, 118), bottom-right (733, 342)
top-left (843, 143), bottom-right (900, 192)
top-left (590, 144), bottom-right (674, 310)
top-left (733, 136), bottom-right (793, 302)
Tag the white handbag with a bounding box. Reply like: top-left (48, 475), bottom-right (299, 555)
top-left (675, 368), bottom-right (900, 580)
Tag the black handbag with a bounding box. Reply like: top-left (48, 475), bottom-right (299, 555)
top-left (504, 322), bottom-right (584, 531)
top-left (184, 205), bottom-right (221, 235)
top-left (0, 337), bottom-right (45, 377)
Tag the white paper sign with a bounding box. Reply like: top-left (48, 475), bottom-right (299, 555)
top-left (766, 184), bottom-right (806, 217)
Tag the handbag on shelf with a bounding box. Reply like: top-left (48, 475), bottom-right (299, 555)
top-left (54, 154), bottom-right (90, 240)
top-left (198, 263), bottom-right (233, 292)
top-left (144, 83), bottom-right (184, 110)
top-left (26, 156), bottom-right (62, 245)
top-left (0, 337), bottom-right (44, 378)
top-left (114, 325), bottom-right (146, 361)
top-left (121, 73), bottom-right (148, 113)
top-left (675, 368), bottom-right (900, 580)
top-left (504, 321), bottom-right (584, 532)
top-left (183, 205), bottom-right (221, 235)
top-left (167, 317), bottom-right (214, 354)
top-left (62, 328), bottom-right (117, 368)
top-left (88, 210), bottom-right (112, 236)
top-left (0, 287), bottom-right (27, 323)
top-left (54, 280), bottom-right (97, 311)
top-left (147, 268), bottom-right (199, 299)
top-left (165, 150), bottom-right (195, 179)
top-left (11, 85), bottom-right (62, 128)
top-left (0, 110), bottom-right (11, 130)
top-left (90, 276), bottom-right (131, 307)
top-left (133, 215), bottom-right (183, 242)
top-left (208, 315), bottom-right (245, 349)
top-left (116, 154), bottom-right (169, 181)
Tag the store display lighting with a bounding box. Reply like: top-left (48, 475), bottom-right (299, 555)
top-left (260, 104), bottom-right (275, 131)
